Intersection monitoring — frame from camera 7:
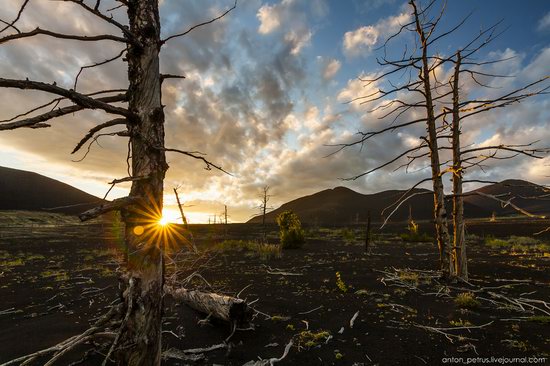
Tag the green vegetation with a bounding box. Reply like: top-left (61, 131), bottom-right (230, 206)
top-left (270, 315), bottom-right (291, 322)
top-left (527, 315), bottom-right (550, 324)
top-left (41, 269), bottom-right (69, 282)
top-left (217, 239), bottom-right (282, 260)
top-left (399, 232), bottom-right (433, 242)
top-left (449, 319), bottom-right (473, 327)
top-left (296, 330), bottom-right (331, 348)
top-left (485, 236), bottom-right (550, 253)
top-left (455, 292), bottom-right (481, 309)
top-left (340, 228), bottom-right (355, 244)
top-left (398, 270), bottom-right (420, 286)
top-left (276, 210), bottom-right (305, 249)
top-left (0, 258), bottom-right (25, 268)
top-left (335, 271), bottom-right (348, 293)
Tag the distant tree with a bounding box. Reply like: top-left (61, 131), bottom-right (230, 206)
top-left (0, 1), bottom-right (236, 365)
top-left (174, 186), bottom-right (189, 227)
top-left (258, 185), bottom-right (273, 241)
top-left (276, 210), bottom-right (305, 249)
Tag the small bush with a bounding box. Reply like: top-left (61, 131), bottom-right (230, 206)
top-left (399, 232), bottom-right (433, 242)
top-left (527, 315), bottom-right (550, 324)
top-left (455, 292), bottom-right (481, 309)
top-left (340, 228), bottom-right (355, 244)
top-left (217, 239), bottom-right (281, 260)
top-left (335, 271), bottom-right (348, 293)
top-left (296, 330), bottom-right (331, 348)
top-left (276, 210), bottom-right (305, 249)
top-left (485, 236), bottom-right (549, 253)
top-left (449, 319), bottom-right (472, 327)
top-left (398, 270), bottom-right (420, 286)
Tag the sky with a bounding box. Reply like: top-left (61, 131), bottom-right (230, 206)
top-left (0, 0), bottom-right (549, 223)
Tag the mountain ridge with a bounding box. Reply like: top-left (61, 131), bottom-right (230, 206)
top-left (248, 179), bottom-right (549, 225)
top-left (0, 166), bottom-right (105, 215)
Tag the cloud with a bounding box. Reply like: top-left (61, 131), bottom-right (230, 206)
top-left (256, 0), bottom-right (327, 55)
top-left (321, 58), bottom-right (341, 80)
top-left (284, 29), bottom-right (312, 55)
top-left (0, 1), bottom-right (548, 223)
top-left (257, 3), bottom-right (281, 34)
top-left (343, 11), bottom-right (411, 57)
top-left (537, 11), bottom-right (550, 32)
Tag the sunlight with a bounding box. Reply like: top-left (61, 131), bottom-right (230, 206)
top-left (160, 208), bottom-right (183, 224)
top-left (158, 216), bottom-right (169, 226)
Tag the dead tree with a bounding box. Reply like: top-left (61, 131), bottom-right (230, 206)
top-left (174, 187), bottom-right (189, 228)
top-left (334, 0), bottom-right (549, 280)
top-left (334, 0), bottom-right (455, 276)
top-left (258, 186), bottom-right (272, 241)
top-left (443, 47), bottom-right (549, 280)
top-left (0, 1), bottom-right (236, 365)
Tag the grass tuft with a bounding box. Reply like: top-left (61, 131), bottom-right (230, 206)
top-left (217, 239), bottom-right (282, 260)
top-left (296, 330), bottom-right (331, 348)
top-left (454, 292), bottom-right (481, 309)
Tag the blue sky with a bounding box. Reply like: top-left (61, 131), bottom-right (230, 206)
top-left (0, 0), bottom-right (549, 222)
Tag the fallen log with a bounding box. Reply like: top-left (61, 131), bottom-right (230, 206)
top-left (166, 286), bottom-right (253, 327)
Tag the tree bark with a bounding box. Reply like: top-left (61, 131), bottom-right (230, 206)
top-left (451, 52), bottom-right (468, 280)
top-left (167, 287), bottom-right (253, 328)
top-left (115, 1), bottom-right (168, 365)
top-left (411, 0), bottom-right (454, 277)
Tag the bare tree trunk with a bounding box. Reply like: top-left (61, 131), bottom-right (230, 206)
top-left (365, 211), bottom-right (371, 253)
top-left (174, 188), bottom-right (189, 227)
top-left (412, 1), bottom-right (454, 277)
top-left (261, 186), bottom-right (269, 242)
top-left (451, 52), bottom-right (468, 280)
top-left (116, 1), bottom-right (167, 365)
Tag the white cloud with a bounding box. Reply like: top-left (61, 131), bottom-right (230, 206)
top-left (337, 73), bottom-right (382, 112)
top-left (322, 59), bottom-right (341, 80)
top-left (257, 0), bottom-right (325, 56)
top-left (343, 11), bottom-right (411, 57)
top-left (284, 29), bottom-right (312, 55)
top-left (257, 4), bottom-right (281, 34)
top-left (537, 11), bottom-right (550, 32)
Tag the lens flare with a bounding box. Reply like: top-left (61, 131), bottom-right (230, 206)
top-left (124, 190), bottom-right (194, 255)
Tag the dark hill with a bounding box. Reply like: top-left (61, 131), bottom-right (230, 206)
top-left (0, 166), bottom-right (105, 215)
top-left (463, 179), bottom-right (550, 217)
top-left (249, 180), bottom-right (549, 225)
top-left (248, 186), bottom-right (441, 225)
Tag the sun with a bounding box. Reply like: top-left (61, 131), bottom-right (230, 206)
top-left (158, 216), bottom-right (169, 226)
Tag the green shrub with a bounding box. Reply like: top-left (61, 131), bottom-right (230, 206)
top-left (276, 210), bottom-right (305, 249)
top-left (454, 292), bottom-right (481, 309)
top-left (485, 236), bottom-right (549, 252)
top-left (527, 315), bottom-right (550, 324)
top-left (399, 232), bottom-right (433, 242)
top-left (217, 239), bottom-right (281, 260)
top-left (296, 330), bottom-right (331, 348)
top-left (340, 228), bottom-right (355, 243)
top-left (335, 271), bottom-right (348, 293)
